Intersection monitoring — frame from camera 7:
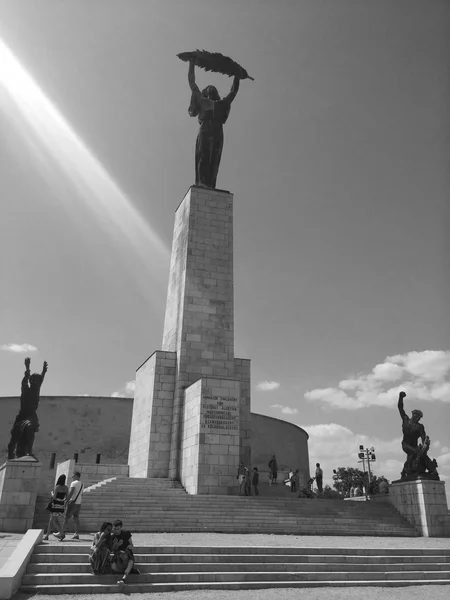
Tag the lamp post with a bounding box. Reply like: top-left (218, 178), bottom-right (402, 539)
top-left (357, 445), bottom-right (376, 499)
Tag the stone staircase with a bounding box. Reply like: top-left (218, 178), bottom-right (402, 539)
top-left (34, 477), bottom-right (418, 536)
top-left (20, 544), bottom-right (450, 594)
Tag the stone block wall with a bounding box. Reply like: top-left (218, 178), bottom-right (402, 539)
top-left (181, 377), bottom-right (240, 495)
top-left (0, 459), bottom-right (41, 532)
top-left (234, 358), bottom-right (251, 467)
top-left (389, 479), bottom-right (450, 536)
top-left (128, 351), bottom-right (176, 478)
top-left (180, 380), bottom-right (202, 493)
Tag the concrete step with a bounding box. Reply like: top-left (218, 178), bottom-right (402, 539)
top-left (27, 561), bottom-right (450, 573)
top-left (19, 579), bottom-right (450, 595)
top-left (31, 545), bottom-right (450, 556)
top-left (23, 570), bottom-right (450, 586)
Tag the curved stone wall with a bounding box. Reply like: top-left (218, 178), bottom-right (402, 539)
top-left (0, 397), bottom-right (309, 492)
top-left (251, 413), bottom-right (310, 487)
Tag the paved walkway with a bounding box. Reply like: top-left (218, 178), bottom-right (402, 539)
top-left (0, 533), bottom-right (23, 569)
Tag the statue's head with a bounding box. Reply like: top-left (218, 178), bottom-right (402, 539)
top-left (412, 409), bottom-right (423, 422)
top-left (29, 373), bottom-right (43, 389)
top-left (202, 85), bottom-right (220, 101)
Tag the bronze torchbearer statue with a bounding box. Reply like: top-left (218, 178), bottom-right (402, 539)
top-left (178, 50), bottom-right (253, 189)
top-left (7, 357), bottom-right (48, 460)
top-left (397, 391), bottom-right (439, 481)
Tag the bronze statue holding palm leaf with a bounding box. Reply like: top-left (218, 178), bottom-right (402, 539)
top-left (178, 50), bottom-right (253, 189)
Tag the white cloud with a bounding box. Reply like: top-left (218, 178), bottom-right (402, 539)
top-left (1, 342), bottom-right (38, 353)
top-left (256, 381), bottom-right (280, 392)
top-left (271, 404), bottom-right (298, 415)
top-left (305, 350), bottom-right (450, 410)
top-left (111, 380), bottom-right (135, 398)
top-left (125, 381), bottom-right (136, 394)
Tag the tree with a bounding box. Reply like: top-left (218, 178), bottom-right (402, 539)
top-left (332, 467), bottom-right (366, 497)
top-left (321, 484), bottom-right (343, 499)
top-left (333, 467), bottom-right (389, 497)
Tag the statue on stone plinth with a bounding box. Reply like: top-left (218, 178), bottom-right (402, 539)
top-left (177, 50), bottom-right (253, 189)
top-left (397, 391), bottom-right (439, 480)
top-left (7, 357), bottom-right (48, 460)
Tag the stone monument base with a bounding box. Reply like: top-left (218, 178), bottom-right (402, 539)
top-left (388, 479), bottom-right (450, 537)
top-left (0, 458), bottom-right (42, 532)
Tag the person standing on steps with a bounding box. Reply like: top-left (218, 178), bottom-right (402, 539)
top-left (268, 454), bottom-right (278, 484)
top-left (237, 461), bottom-right (246, 496)
top-left (43, 474), bottom-right (68, 540)
top-left (252, 467), bottom-right (260, 496)
top-left (315, 463), bottom-right (323, 493)
top-left (56, 471), bottom-right (84, 541)
top-left (244, 466), bottom-right (252, 496)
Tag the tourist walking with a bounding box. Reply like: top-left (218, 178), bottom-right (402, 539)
top-left (315, 463), bottom-right (323, 493)
top-left (237, 461), bottom-right (246, 495)
top-left (252, 467), bottom-right (259, 496)
top-left (268, 454), bottom-right (278, 484)
top-left (56, 471), bottom-right (84, 541)
top-left (111, 519), bottom-right (140, 587)
top-left (43, 474), bottom-right (68, 540)
top-left (89, 522), bottom-right (113, 575)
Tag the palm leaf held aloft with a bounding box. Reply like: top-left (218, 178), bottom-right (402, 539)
top-left (177, 50), bottom-right (254, 81)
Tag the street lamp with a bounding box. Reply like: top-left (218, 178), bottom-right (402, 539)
top-left (357, 445), bottom-right (376, 499)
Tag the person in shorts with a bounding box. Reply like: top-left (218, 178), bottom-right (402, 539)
top-left (56, 471), bottom-right (83, 541)
top-left (111, 519), bottom-right (140, 587)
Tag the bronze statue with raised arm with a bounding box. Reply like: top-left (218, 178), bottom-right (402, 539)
top-left (7, 357), bottom-right (48, 460)
top-left (397, 391), bottom-right (439, 480)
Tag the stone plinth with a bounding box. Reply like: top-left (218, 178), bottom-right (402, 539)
top-left (128, 351), bottom-right (176, 478)
top-left (0, 458), bottom-right (42, 532)
top-left (128, 186), bottom-right (252, 490)
top-left (182, 377), bottom-right (240, 495)
top-left (388, 479), bottom-right (450, 537)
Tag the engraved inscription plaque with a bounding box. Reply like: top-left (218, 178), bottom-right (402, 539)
top-left (201, 395), bottom-right (239, 432)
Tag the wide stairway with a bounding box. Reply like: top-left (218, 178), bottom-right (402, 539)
top-left (34, 477), bottom-right (418, 536)
top-left (21, 544), bottom-right (450, 594)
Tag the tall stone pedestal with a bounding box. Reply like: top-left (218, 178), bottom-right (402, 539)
top-left (128, 186), bottom-right (251, 493)
top-left (0, 458), bottom-right (41, 532)
top-left (389, 479), bottom-right (450, 537)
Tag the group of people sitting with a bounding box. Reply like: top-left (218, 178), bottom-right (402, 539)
top-left (89, 520), bottom-right (140, 587)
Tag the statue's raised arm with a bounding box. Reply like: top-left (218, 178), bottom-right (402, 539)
top-left (398, 391), bottom-right (407, 420)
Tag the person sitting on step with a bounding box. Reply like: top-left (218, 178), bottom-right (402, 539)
top-left (89, 521), bottom-right (113, 575)
top-left (111, 519), bottom-right (140, 587)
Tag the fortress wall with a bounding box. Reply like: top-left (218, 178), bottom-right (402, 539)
top-left (0, 396), bottom-right (132, 492)
top-left (0, 397), bottom-right (309, 492)
top-left (251, 413), bottom-right (310, 487)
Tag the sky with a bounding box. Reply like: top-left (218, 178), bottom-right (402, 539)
top-left (1, 0), bottom-right (449, 494)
